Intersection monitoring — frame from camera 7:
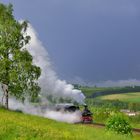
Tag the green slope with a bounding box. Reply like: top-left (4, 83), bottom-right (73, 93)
top-left (80, 86), bottom-right (140, 98)
top-left (97, 92), bottom-right (140, 103)
top-left (0, 108), bottom-right (138, 140)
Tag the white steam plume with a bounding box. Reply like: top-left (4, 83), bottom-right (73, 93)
top-left (8, 98), bottom-right (82, 123)
top-left (26, 24), bottom-right (85, 104)
top-left (0, 23), bottom-right (85, 123)
top-left (44, 110), bottom-right (82, 123)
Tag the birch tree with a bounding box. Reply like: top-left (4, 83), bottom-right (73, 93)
top-left (0, 3), bottom-right (41, 109)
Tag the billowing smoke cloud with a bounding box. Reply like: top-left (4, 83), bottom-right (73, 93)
top-left (44, 110), bottom-right (82, 123)
top-left (0, 23), bottom-right (85, 123)
top-left (8, 98), bottom-right (82, 123)
top-left (26, 24), bottom-right (85, 104)
top-left (0, 22), bottom-right (86, 123)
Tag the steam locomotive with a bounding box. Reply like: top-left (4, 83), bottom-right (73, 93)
top-left (55, 104), bottom-right (93, 123)
top-left (81, 105), bottom-right (93, 123)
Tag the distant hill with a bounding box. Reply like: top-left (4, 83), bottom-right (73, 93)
top-left (97, 92), bottom-right (140, 103)
top-left (80, 86), bottom-right (140, 98)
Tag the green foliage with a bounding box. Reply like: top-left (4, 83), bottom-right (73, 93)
top-left (86, 99), bottom-right (129, 110)
top-left (106, 113), bottom-right (132, 135)
top-left (86, 98), bottom-right (140, 111)
top-left (0, 3), bottom-right (41, 103)
top-left (90, 107), bottom-right (117, 123)
top-left (88, 106), bottom-right (140, 129)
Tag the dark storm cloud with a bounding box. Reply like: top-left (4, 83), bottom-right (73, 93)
top-left (1, 0), bottom-right (140, 83)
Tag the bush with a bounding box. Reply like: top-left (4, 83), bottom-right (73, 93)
top-left (106, 113), bottom-right (132, 135)
top-left (91, 107), bottom-right (117, 123)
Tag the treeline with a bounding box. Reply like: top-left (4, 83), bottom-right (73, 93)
top-left (86, 99), bottom-right (140, 111)
top-left (79, 86), bottom-right (140, 98)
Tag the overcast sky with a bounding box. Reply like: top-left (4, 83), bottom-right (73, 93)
top-left (1, 0), bottom-right (140, 84)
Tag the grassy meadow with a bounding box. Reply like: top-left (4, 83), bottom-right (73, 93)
top-left (97, 92), bottom-right (140, 103)
top-left (1, 86), bottom-right (140, 139)
top-left (0, 107), bottom-right (139, 140)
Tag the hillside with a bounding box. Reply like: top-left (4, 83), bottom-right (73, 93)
top-left (80, 86), bottom-right (140, 98)
top-left (0, 108), bottom-right (139, 140)
top-left (97, 92), bottom-right (140, 103)
top-left (80, 86), bottom-right (140, 108)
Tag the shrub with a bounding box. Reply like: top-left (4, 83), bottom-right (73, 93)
top-left (106, 113), bottom-right (132, 135)
top-left (92, 107), bottom-right (116, 123)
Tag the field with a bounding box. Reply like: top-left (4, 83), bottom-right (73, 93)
top-left (97, 92), bottom-right (140, 103)
top-left (80, 86), bottom-right (140, 99)
top-left (0, 108), bottom-right (140, 140)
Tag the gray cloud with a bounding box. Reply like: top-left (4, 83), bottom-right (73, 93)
top-left (1, 0), bottom-right (140, 82)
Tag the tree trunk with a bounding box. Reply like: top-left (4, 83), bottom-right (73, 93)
top-left (5, 89), bottom-right (8, 109)
top-left (1, 85), bottom-right (5, 105)
top-left (1, 84), bottom-right (9, 109)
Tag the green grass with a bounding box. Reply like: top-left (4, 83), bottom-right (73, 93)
top-left (132, 123), bottom-right (140, 129)
top-left (97, 92), bottom-right (140, 103)
top-left (0, 108), bottom-right (139, 140)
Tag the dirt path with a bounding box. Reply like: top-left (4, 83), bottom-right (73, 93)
top-left (82, 123), bottom-right (140, 135)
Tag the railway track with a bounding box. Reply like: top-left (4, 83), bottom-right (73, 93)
top-left (83, 122), bottom-right (140, 134)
